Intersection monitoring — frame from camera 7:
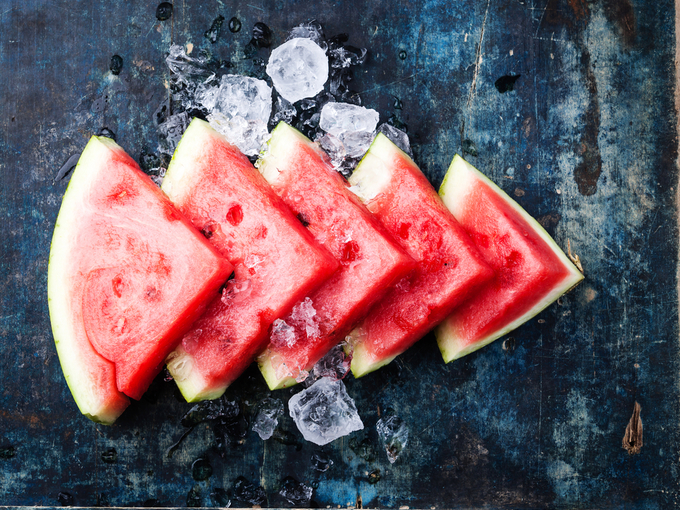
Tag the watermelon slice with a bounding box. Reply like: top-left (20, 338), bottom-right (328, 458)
top-left (161, 119), bottom-right (339, 401)
top-left (346, 134), bottom-right (494, 377)
top-left (256, 123), bottom-right (415, 390)
top-left (48, 136), bottom-right (233, 423)
top-left (435, 155), bottom-right (584, 361)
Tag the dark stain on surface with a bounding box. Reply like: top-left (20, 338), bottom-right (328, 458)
top-left (573, 48), bottom-right (602, 196)
top-left (622, 401), bottom-right (643, 454)
top-left (602, 0), bottom-right (637, 47)
top-left (494, 74), bottom-right (521, 93)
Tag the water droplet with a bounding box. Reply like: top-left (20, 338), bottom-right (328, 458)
top-left (205, 15), bottom-right (225, 44)
top-left (101, 447), bottom-right (117, 463)
top-left (502, 337), bottom-right (516, 352)
top-left (57, 491), bottom-right (74, 506)
top-left (251, 22), bottom-right (273, 49)
top-left (368, 468), bottom-right (381, 484)
top-left (109, 55), bottom-right (123, 75)
top-left (398, 50), bottom-right (407, 60)
top-left (393, 96), bottom-right (403, 109)
top-left (229, 17), bottom-right (242, 33)
top-left (186, 486), bottom-right (201, 507)
top-left (97, 127), bottom-right (116, 141)
top-left (156, 2), bottom-right (173, 21)
top-left (191, 458), bottom-right (213, 481)
top-left (462, 139), bottom-right (478, 157)
top-left (0, 445), bottom-right (15, 459)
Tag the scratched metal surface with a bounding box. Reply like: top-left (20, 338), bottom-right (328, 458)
top-left (0, 0), bottom-right (678, 508)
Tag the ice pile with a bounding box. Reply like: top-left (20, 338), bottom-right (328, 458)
top-left (318, 102), bottom-right (379, 174)
top-left (267, 38), bottom-right (329, 104)
top-left (199, 74), bottom-right (273, 156)
top-left (376, 412), bottom-right (409, 463)
top-left (289, 377), bottom-right (363, 445)
top-left (251, 397), bottom-right (284, 440)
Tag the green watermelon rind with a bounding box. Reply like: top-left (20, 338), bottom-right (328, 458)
top-left (436, 155), bottom-right (584, 362)
top-left (258, 352), bottom-right (297, 391)
top-left (48, 136), bottom-right (130, 425)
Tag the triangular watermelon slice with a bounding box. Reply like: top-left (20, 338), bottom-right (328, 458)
top-left (48, 136), bottom-right (233, 423)
top-left (161, 119), bottom-right (339, 401)
top-left (435, 155), bottom-right (584, 361)
top-left (346, 134), bottom-right (494, 377)
top-left (256, 122), bottom-right (415, 390)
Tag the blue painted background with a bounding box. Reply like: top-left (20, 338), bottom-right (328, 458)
top-left (0, 0), bottom-right (678, 508)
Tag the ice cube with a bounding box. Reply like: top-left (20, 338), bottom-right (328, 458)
top-left (165, 44), bottom-right (214, 85)
top-left (278, 477), bottom-right (313, 507)
top-left (313, 344), bottom-right (352, 381)
top-left (200, 74), bottom-right (272, 156)
top-left (287, 20), bottom-right (327, 50)
top-left (266, 38), bottom-right (329, 104)
top-left (252, 397), bottom-right (284, 440)
top-left (288, 377), bottom-right (364, 446)
top-left (158, 112), bottom-right (190, 155)
top-left (270, 319), bottom-right (297, 348)
top-left (377, 123), bottom-right (413, 157)
top-left (376, 413), bottom-right (409, 463)
top-left (319, 102), bottom-right (379, 170)
top-left (290, 297), bottom-right (320, 339)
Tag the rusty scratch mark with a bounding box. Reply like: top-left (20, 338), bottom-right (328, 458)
top-left (466, 0), bottom-right (490, 111)
top-left (622, 401), bottom-right (643, 454)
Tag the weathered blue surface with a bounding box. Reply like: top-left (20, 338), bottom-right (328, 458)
top-left (0, 0), bottom-right (678, 508)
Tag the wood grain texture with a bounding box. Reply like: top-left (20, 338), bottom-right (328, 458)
top-left (0, 0), bottom-right (678, 507)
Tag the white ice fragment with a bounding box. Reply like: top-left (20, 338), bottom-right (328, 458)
top-left (377, 123), bottom-right (413, 157)
top-left (200, 74), bottom-right (272, 156)
top-left (271, 95), bottom-right (297, 126)
top-left (290, 297), bottom-right (320, 339)
top-left (289, 377), bottom-right (364, 445)
top-left (319, 102), bottom-right (379, 162)
top-left (267, 38), bottom-right (329, 104)
top-left (252, 397), bottom-right (284, 440)
top-left (165, 44), bottom-right (215, 85)
top-left (270, 319), bottom-right (297, 348)
top-left (158, 112), bottom-right (190, 155)
top-left (376, 414), bottom-right (409, 463)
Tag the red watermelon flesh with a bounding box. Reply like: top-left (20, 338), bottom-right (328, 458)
top-left (347, 134), bottom-right (494, 377)
top-left (161, 119), bottom-right (339, 401)
top-left (48, 136), bottom-right (233, 420)
top-left (435, 155), bottom-right (584, 361)
top-left (256, 123), bottom-right (415, 390)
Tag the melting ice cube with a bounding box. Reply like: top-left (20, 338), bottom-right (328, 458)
top-left (252, 397), bottom-right (284, 440)
top-left (266, 38), bottom-right (329, 104)
top-left (303, 344), bottom-right (352, 387)
top-left (376, 413), bottom-right (409, 463)
top-left (199, 74), bottom-right (272, 156)
top-left (289, 377), bottom-right (363, 446)
top-left (270, 319), bottom-right (297, 348)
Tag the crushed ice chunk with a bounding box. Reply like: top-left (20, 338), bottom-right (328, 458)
top-left (329, 45), bottom-right (367, 69)
top-left (290, 297), bottom-right (320, 339)
top-left (289, 377), bottom-right (363, 445)
top-left (271, 94), bottom-right (297, 126)
top-left (318, 103), bottom-right (378, 173)
top-left (166, 44), bottom-right (214, 85)
top-left (376, 413), bottom-right (409, 463)
top-left (252, 397), bottom-right (284, 440)
top-left (310, 450), bottom-right (334, 472)
top-left (314, 344), bottom-right (352, 381)
top-left (158, 112), bottom-right (190, 155)
top-left (287, 20), bottom-right (327, 50)
top-left (266, 38), bottom-right (329, 104)
top-left (278, 477), bottom-right (313, 507)
top-left (378, 123), bottom-right (413, 157)
top-left (198, 74), bottom-right (272, 156)
top-left (270, 319), bottom-right (297, 348)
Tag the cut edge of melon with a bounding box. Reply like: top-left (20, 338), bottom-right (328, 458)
top-left (166, 347), bottom-right (226, 402)
top-left (48, 136), bottom-right (130, 425)
top-left (348, 133), bottom-right (410, 203)
top-left (435, 155), bottom-right (584, 363)
top-left (346, 335), bottom-right (397, 379)
top-left (257, 352), bottom-right (298, 391)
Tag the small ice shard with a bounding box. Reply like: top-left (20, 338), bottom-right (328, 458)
top-left (289, 377), bottom-right (363, 446)
top-left (290, 297), bottom-right (320, 339)
top-left (278, 477), bottom-right (313, 507)
top-left (303, 344), bottom-right (352, 387)
top-left (231, 476), bottom-right (266, 507)
top-left (158, 112), bottom-right (190, 155)
top-left (199, 74), bottom-right (272, 156)
top-left (287, 20), bottom-right (327, 50)
top-left (319, 102), bottom-right (379, 157)
top-left (376, 413), bottom-right (409, 463)
top-left (252, 397), bottom-right (284, 440)
top-left (328, 45), bottom-right (367, 69)
top-left (165, 44), bottom-right (214, 85)
top-left (271, 94), bottom-right (297, 126)
top-left (377, 123), bottom-right (413, 157)
top-left (270, 319), bottom-right (297, 348)
top-left (310, 450), bottom-right (334, 472)
top-left (267, 38), bottom-right (329, 104)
